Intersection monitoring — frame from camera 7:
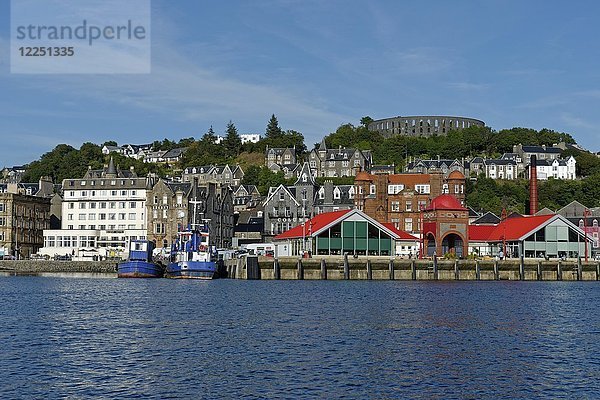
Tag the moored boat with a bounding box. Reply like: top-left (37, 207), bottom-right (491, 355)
top-left (118, 240), bottom-right (164, 278)
top-left (165, 225), bottom-right (219, 279)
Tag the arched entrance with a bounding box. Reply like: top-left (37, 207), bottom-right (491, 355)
top-left (442, 233), bottom-right (464, 258)
top-left (426, 233), bottom-right (436, 256)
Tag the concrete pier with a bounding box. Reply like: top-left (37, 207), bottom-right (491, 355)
top-left (237, 256), bottom-right (600, 281)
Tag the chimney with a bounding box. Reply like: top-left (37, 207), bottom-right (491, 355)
top-left (529, 155), bottom-right (538, 215)
top-left (324, 180), bottom-right (333, 204)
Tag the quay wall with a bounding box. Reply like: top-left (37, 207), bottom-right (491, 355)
top-left (230, 256), bottom-right (600, 281)
top-left (0, 260), bottom-right (117, 274)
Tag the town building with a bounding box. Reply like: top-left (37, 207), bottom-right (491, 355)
top-left (0, 166), bottom-right (27, 183)
top-left (262, 163), bottom-right (318, 238)
top-left (557, 201), bottom-right (600, 256)
top-left (308, 139), bottom-right (372, 178)
top-left (182, 164), bottom-right (244, 187)
top-left (240, 133), bottom-right (261, 144)
top-left (273, 209), bottom-right (418, 257)
top-left (405, 158), bottom-right (466, 177)
top-left (146, 178), bottom-right (235, 251)
top-left (233, 185), bottom-right (262, 212)
top-left (265, 146), bottom-right (297, 167)
top-left (422, 195), bottom-right (469, 257)
top-left (39, 159), bottom-right (150, 260)
top-left (354, 169), bottom-right (466, 234)
top-left (468, 213), bottom-right (591, 259)
top-left (0, 190), bottom-right (51, 259)
top-left (527, 157), bottom-right (577, 180)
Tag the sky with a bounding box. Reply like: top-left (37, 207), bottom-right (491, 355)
top-left (1, 0), bottom-right (600, 167)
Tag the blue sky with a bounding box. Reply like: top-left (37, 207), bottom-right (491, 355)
top-left (1, 0), bottom-right (600, 167)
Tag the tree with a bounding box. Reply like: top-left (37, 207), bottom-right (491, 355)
top-left (360, 116), bottom-right (374, 127)
top-left (265, 114), bottom-right (283, 139)
top-left (102, 140), bottom-right (117, 147)
top-left (222, 121), bottom-right (242, 158)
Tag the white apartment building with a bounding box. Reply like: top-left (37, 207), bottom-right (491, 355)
top-left (39, 159), bottom-right (149, 260)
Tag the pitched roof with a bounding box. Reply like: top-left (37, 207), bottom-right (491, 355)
top-left (472, 211), bottom-right (501, 225)
top-left (486, 214), bottom-right (555, 242)
top-left (522, 145), bottom-right (561, 154)
top-left (381, 223), bottom-right (419, 240)
top-left (275, 209), bottom-right (351, 239)
top-left (274, 209), bottom-right (409, 241)
top-left (469, 225), bottom-right (497, 241)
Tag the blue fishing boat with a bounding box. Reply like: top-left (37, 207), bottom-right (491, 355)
top-left (165, 225), bottom-right (219, 279)
top-left (117, 240), bottom-right (164, 278)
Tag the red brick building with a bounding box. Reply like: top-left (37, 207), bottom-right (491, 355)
top-left (354, 169), bottom-right (466, 234)
top-left (423, 195), bottom-right (469, 257)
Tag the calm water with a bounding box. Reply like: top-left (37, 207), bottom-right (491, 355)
top-left (0, 276), bottom-right (598, 399)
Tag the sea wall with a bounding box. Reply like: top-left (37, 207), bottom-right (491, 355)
top-left (229, 256), bottom-right (600, 281)
top-left (0, 260), bottom-right (117, 274)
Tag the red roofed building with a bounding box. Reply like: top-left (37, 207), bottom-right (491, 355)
top-left (273, 209), bottom-right (418, 257)
top-left (468, 214), bottom-right (591, 259)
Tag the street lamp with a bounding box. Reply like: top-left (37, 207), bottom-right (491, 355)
top-left (584, 208), bottom-right (591, 262)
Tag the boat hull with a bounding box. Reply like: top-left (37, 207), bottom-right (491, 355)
top-left (118, 260), bottom-right (163, 278)
top-left (165, 261), bottom-right (218, 279)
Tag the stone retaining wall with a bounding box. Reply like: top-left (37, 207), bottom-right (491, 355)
top-left (0, 260), bottom-right (117, 274)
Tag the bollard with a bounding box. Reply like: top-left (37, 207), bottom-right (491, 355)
top-left (519, 256), bottom-right (525, 281)
top-left (320, 259), bottom-right (327, 280)
top-left (494, 259), bottom-right (499, 280)
top-left (537, 261), bottom-right (542, 281)
top-left (343, 254), bottom-right (349, 280)
top-left (411, 260), bottom-right (416, 281)
top-left (297, 259), bottom-right (304, 280)
top-left (557, 261), bottom-right (562, 281)
top-left (389, 258), bottom-right (395, 280)
top-left (274, 258), bottom-right (281, 280)
top-left (454, 260), bottom-right (459, 280)
top-left (596, 263), bottom-right (600, 281)
top-left (577, 257), bottom-right (582, 281)
top-left (433, 255), bottom-right (438, 280)
top-left (475, 260), bottom-right (480, 281)
top-left (367, 259), bottom-right (372, 280)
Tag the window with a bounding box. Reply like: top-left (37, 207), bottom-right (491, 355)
top-left (119, 213), bottom-right (126, 220)
top-left (130, 202), bottom-right (136, 209)
top-left (0, 217), bottom-right (5, 226)
top-left (79, 203), bottom-right (87, 209)
top-left (405, 218), bottom-right (413, 232)
top-left (99, 213), bottom-right (106, 220)
top-left (415, 184), bottom-right (431, 194)
top-left (162, 195), bottom-right (168, 205)
top-left (279, 191), bottom-right (285, 201)
top-left (100, 202), bottom-right (107, 209)
top-left (119, 202), bottom-right (126, 209)
top-left (68, 203), bottom-right (75, 209)
top-left (88, 213), bottom-right (96, 220)
top-left (388, 185), bottom-right (404, 194)
top-left (129, 213), bottom-right (136, 220)
top-left (0, 203), bottom-right (5, 212)
top-left (79, 214), bottom-right (86, 220)
top-left (391, 201), bottom-right (400, 212)
top-left (67, 214), bottom-right (73, 221)
top-left (405, 201), bottom-right (412, 211)
top-left (370, 185), bottom-right (376, 195)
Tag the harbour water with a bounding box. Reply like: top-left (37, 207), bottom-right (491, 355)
top-left (0, 276), bottom-right (598, 399)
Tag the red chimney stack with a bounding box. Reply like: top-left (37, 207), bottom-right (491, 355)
top-left (529, 155), bottom-right (538, 215)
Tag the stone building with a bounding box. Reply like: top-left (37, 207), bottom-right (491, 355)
top-left (368, 115), bottom-right (485, 137)
top-left (262, 163), bottom-right (317, 238)
top-left (233, 185), bottom-right (261, 212)
top-left (146, 178), bottom-right (235, 250)
top-left (265, 146), bottom-right (297, 167)
top-left (182, 164), bottom-right (244, 187)
top-left (0, 191), bottom-right (51, 259)
top-left (405, 158), bottom-right (466, 177)
top-left (308, 139), bottom-right (372, 178)
top-left (354, 169), bottom-right (466, 234)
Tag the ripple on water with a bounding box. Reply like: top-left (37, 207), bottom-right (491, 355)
top-left (0, 278), bottom-right (598, 399)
